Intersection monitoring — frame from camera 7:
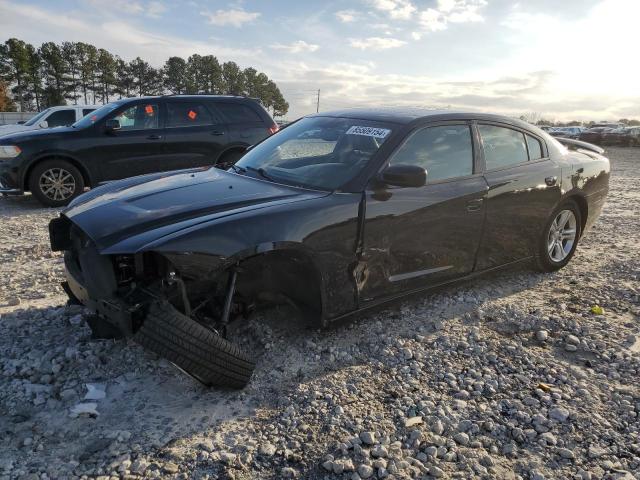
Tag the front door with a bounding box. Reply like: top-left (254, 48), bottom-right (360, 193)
top-left (93, 102), bottom-right (167, 181)
top-left (359, 123), bottom-right (488, 303)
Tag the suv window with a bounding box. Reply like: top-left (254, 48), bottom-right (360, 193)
top-left (167, 102), bottom-right (214, 127)
top-left (112, 103), bottom-right (159, 130)
top-left (82, 108), bottom-right (96, 117)
top-left (479, 125), bottom-right (528, 170)
top-left (46, 109), bottom-right (76, 128)
top-left (215, 103), bottom-right (262, 123)
top-left (526, 134), bottom-right (543, 160)
top-left (390, 125), bottom-right (473, 182)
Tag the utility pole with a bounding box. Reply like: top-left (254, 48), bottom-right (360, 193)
top-left (316, 89), bottom-right (320, 113)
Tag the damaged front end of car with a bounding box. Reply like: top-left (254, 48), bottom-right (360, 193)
top-left (49, 215), bottom-right (256, 388)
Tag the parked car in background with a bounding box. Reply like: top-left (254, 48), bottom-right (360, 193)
top-left (601, 126), bottom-right (640, 146)
top-left (579, 127), bottom-right (613, 145)
top-left (0, 105), bottom-right (99, 137)
top-left (48, 109), bottom-right (610, 387)
top-left (550, 126), bottom-right (585, 139)
top-left (0, 95), bottom-right (278, 206)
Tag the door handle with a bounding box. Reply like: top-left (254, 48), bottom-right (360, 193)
top-left (545, 176), bottom-right (557, 186)
top-left (210, 131), bottom-right (225, 136)
top-left (466, 198), bottom-right (483, 212)
top-left (147, 134), bottom-right (162, 140)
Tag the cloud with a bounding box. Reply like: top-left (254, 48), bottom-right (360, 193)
top-left (270, 40), bottom-right (319, 54)
top-left (201, 8), bottom-right (260, 27)
top-left (419, 0), bottom-right (486, 32)
top-left (349, 37), bottom-right (407, 50)
top-left (86, 0), bottom-right (166, 18)
top-left (369, 0), bottom-right (416, 20)
top-left (335, 9), bottom-right (357, 22)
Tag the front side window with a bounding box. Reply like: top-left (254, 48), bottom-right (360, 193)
top-left (24, 108), bottom-right (52, 126)
top-left (390, 125), bottom-right (473, 182)
top-left (167, 102), bottom-right (213, 127)
top-left (45, 109), bottom-right (76, 128)
top-left (73, 102), bottom-right (120, 128)
top-left (479, 125), bottom-right (528, 170)
top-left (235, 116), bottom-right (393, 190)
top-left (112, 104), bottom-right (159, 130)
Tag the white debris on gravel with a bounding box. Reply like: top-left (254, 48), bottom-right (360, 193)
top-left (0, 148), bottom-right (639, 479)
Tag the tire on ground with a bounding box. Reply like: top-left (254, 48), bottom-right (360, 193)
top-left (134, 301), bottom-right (255, 388)
top-left (28, 159), bottom-right (85, 207)
top-left (534, 198), bottom-right (582, 273)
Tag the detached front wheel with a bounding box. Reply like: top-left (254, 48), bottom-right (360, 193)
top-left (134, 301), bottom-right (255, 388)
top-left (29, 159), bottom-right (85, 207)
top-left (535, 200), bottom-right (582, 272)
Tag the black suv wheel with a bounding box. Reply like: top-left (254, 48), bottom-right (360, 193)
top-left (29, 159), bottom-right (85, 207)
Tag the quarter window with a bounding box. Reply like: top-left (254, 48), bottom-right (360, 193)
top-left (479, 125), bottom-right (528, 170)
top-left (82, 108), bottom-right (95, 117)
top-left (112, 104), bottom-right (159, 130)
top-left (46, 109), bottom-right (76, 128)
top-left (390, 125), bottom-right (474, 182)
top-left (526, 134), bottom-right (543, 160)
top-left (167, 102), bottom-right (214, 127)
top-left (215, 103), bottom-right (262, 123)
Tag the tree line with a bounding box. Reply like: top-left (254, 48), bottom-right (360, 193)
top-left (0, 38), bottom-right (289, 117)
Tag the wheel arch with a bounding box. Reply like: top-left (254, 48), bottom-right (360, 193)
top-left (216, 144), bottom-right (249, 163)
top-left (562, 193), bottom-right (588, 236)
top-left (232, 244), bottom-right (327, 326)
top-left (23, 154), bottom-right (93, 191)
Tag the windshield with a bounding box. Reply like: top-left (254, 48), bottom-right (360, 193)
top-left (72, 102), bottom-right (121, 128)
top-left (234, 116), bottom-right (394, 190)
top-left (24, 108), bottom-right (52, 126)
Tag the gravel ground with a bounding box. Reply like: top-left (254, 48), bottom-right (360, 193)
top-left (0, 147), bottom-right (638, 480)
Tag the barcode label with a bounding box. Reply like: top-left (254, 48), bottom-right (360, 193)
top-left (346, 125), bottom-right (391, 138)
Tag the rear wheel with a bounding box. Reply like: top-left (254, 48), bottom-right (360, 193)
top-left (535, 200), bottom-right (582, 272)
top-left (134, 301), bottom-right (255, 388)
top-left (29, 159), bottom-right (85, 207)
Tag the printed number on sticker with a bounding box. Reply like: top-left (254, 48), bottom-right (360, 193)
top-left (346, 125), bottom-right (391, 138)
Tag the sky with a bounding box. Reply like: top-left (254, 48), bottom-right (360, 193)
top-left (1, 0), bottom-right (639, 121)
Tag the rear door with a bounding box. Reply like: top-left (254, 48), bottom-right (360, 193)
top-left (360, 122), bottom-right (488, 302)
top-left (475, 123), bottom-right (561, 270)
top-left (88, 101), bottom-right (167, 181)
top-left (162, 100), bottom-right (228, 170)
top-left (214, 101), bottom-right (269, 147)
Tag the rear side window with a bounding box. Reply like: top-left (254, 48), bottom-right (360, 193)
top-left (390, 125), bottom-right (473, 182)
top-left (479, 125), bottom-right (528, 170)
top-left (167, 102), bottom-right (214, 127)
top-left (46, 109), bottom-right (76, 128)
top-left (526, 134), bottom-right (543, 160)
top-left (82, 108), bottom-right (95, 116)
top-left (215, 103), bottom-right (262, 123)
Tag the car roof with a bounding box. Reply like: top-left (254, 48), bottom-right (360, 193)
top-left (48, 104), bottom-right (100, 110)
top-left (307, 107), bottom-right (535, 128)
top-left (114, 95), bottom-right (258, 104)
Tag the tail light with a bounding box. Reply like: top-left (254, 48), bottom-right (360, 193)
top-left (268, 124), bottom-right (279, 135)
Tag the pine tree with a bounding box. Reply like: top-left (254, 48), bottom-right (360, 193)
top-left (114, 57), bottom-right (134, 99)
top-left (96, 48), bottom-right (117, 103)
top-left (221, 61), bottom-right (245, 95)
top-left (62, 42), bottom-right (81, 104)
top-left (0, 38), bottom-right (34, 110)
top-left (76, 42), bottom-right (98, 104)
top-left (163, 56), bottom-right (187, 94)
top-left (39, 42), bottom-right (70, 107)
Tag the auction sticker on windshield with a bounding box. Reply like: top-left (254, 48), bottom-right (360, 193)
top-left (346, 125), bottom-right (391, 138)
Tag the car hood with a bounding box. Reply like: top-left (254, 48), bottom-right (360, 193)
top-left (0, 125), bottom-right (76, 142)
top-left (63, 168), bottom-right (328, 253)
top-left (0, 124), bottom-right (37, 137)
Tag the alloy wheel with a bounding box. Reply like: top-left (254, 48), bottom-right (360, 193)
top-left (547, 209), bottom-right (577, 262)
top-left (38, 168), bottom-right (76, 202)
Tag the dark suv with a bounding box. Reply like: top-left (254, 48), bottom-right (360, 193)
top-left (0, 95), bottom-right (278, 206)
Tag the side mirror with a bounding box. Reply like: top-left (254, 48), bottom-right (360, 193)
top-left (38, 120), bottom-right (48, 129)
top-left (104, 119), bottom-right (121, 132)
top-left (379, 164), bottom-right (427, 188)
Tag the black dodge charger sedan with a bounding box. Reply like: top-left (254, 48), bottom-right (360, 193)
top-left (49, 109), bottom-right (610, 387)
top-left (0, 95), bottom-right (277, 206)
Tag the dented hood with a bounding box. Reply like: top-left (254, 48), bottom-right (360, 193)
top-left (63, 167), bottom-right (326, 252)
